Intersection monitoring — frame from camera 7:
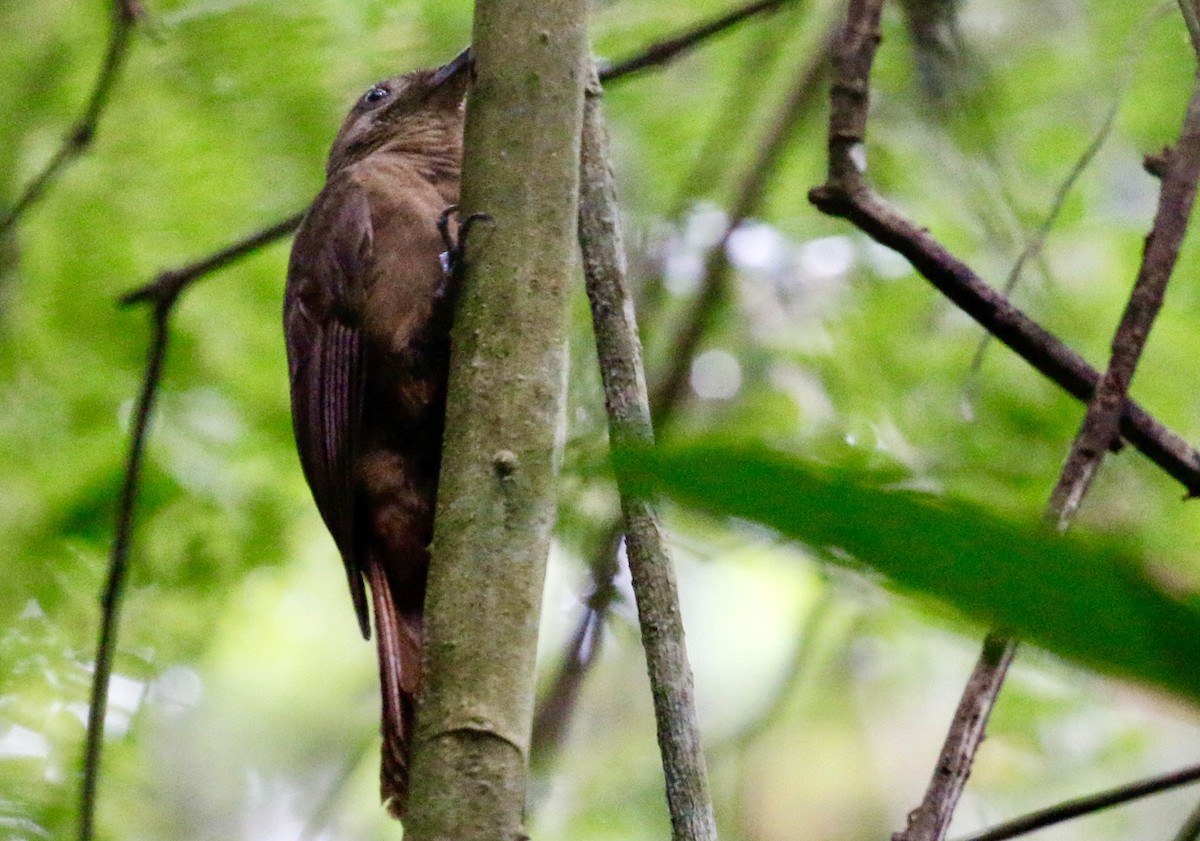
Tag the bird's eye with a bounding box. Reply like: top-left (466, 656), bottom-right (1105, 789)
top-left (362, 86), bottom-right (390, 105)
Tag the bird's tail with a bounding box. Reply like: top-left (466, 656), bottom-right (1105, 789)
top-left (367, 561), bottom-right (424, 818)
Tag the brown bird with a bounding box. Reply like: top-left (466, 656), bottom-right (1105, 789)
top-left (283, 48), bottom-right (471, 818)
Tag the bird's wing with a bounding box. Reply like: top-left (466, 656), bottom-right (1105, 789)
top-left (284, 180), bottom-right (374, 638)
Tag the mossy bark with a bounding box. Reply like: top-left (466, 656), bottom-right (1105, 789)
top-left (403, 2), bottom-right (587, 839)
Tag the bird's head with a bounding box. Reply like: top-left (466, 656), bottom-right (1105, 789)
top-left (326, 47), bottom-right (472, 176)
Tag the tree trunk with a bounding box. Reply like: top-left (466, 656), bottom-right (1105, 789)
top-left (403, 2), bottom-right (588, 838)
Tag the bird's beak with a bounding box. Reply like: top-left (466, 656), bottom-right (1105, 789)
top-left (430, 47), bottom-right (473, 88)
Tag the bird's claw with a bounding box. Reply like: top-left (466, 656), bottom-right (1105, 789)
top-left (437, 205), bottom-right (493, 289)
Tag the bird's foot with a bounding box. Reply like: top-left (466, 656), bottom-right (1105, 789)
top-left (436, 205), bottom-right (492, 293)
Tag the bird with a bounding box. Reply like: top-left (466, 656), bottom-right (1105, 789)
top-left (282, 47), bottom-right (471, 819)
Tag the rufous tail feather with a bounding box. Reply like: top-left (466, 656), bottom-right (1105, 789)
top-left (367, 561), bottom-right (423, 818)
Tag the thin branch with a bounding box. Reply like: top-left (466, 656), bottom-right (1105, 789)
top-left (578, 68), bottom-right (717, 841)
top-left (530, 14), bottom-right (834, 776)
top-left (598, 0), bottom-right (795, 84)
top-left (1046, 73), bottom-right (1200, 529)
top-left (96, 0), bottom-right (761, 306)
top-left (79, 296), bottom-right (172, 841)
top-left (0, 0), bottom-right (143, 236)
top-left (811, 4), bottom-right (1200, 841)
top-left (807, 18), bottom-right (1200, 496)
top-left (13, 0), bottom-right (773, 304)
top-left (77, 2), bottom-right (783, 820)
top-left (811, 183), bottom-right (1200, 492)
top-left (74, 0), bottom-right (766, 309)
top-left (890, 83), bottom-right (1200, 832)
top-left (962, 0), bottom-right (1173, 407)
top-left (951, 762), bottom-right (1200, 841)
top-left (529, 599), bottom-right (607, 766)
top-left (76, 4), bottom-right (787, 829)
top-left (938, 73), bottom-right (1133, 809)
top-left (936, 69), bottom-right (1200, 841)
top-left (120, 211), bottom-right (305, 306)
top-left (80, 217), bottom-right (303, 840)
top-left (892, 633), bottom-right (1017, 841)
top-left (650, 16), bottom-right (839, 430)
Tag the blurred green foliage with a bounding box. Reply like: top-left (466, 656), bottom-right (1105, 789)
top-left (2, 0), bottom-right (1200, 839)
top-left (621, 443), bottom-right (1200, 702)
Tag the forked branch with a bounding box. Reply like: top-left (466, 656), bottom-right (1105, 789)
top-left (810, 3), bottom-right (1200, 841)
top-left (1047, 74), bottom-right (1200, 528)
top-left (808, 2), bottom-right (1200, 497)
top-left (82, 217), bottom-right (301, 841)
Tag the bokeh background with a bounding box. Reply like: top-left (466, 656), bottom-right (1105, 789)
top-left (3, 1), bottom-right (1200, 839)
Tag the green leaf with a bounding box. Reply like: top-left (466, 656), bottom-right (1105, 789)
top-left (616, 443), bottom-right (1200, 704)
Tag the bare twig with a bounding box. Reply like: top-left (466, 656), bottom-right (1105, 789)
top-left (89, 0), bottom-right (772, 306)
top-left (0, 0), bottom-right (143, 236)
top-left (529, 596), bottom-right (608, 766)
top-left (120, 211), bottom-right (305, 306)
top-left (892, 76), bottom-right (1200, 833)
top-left (79, 5), bottom-right (780, 821)
top-left (933, 66), bottom-right (1200, 841)
top-left (20, 0), bottom-right (779, 296)
top-left (80, 217), bottom-right (303, 840)
top-left (807, 11), bottom-right (1200, 496)
top-left (969, 3), bottom-right (1168, 392)
top-left (531, 16), bottom-right (833, 775)
top-left (528, 18), bottom-right (830, 749)
top-left (811, 3), bottom-right (1200, 840)
top-left (1046, 73), bottom-right (1200, 529)
top-left (598, 0), bottom-right (795, 84)
top-left (892, 633), bottom-right (1016, 841)
top-left (80, 296), bottom-right (171, 841)
top-left (578, 68), bottom-right (717, 841)
top-left (951, 762), bottom-right (1200, 841)
top-left (78, 6), bottom-right (788, 829)
top-left (98, 0), bottom-right (764, 304)
top-left (650, 17), bottom-right (839, 429)
top-left (811, 181), bottom-right (1200, 493)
